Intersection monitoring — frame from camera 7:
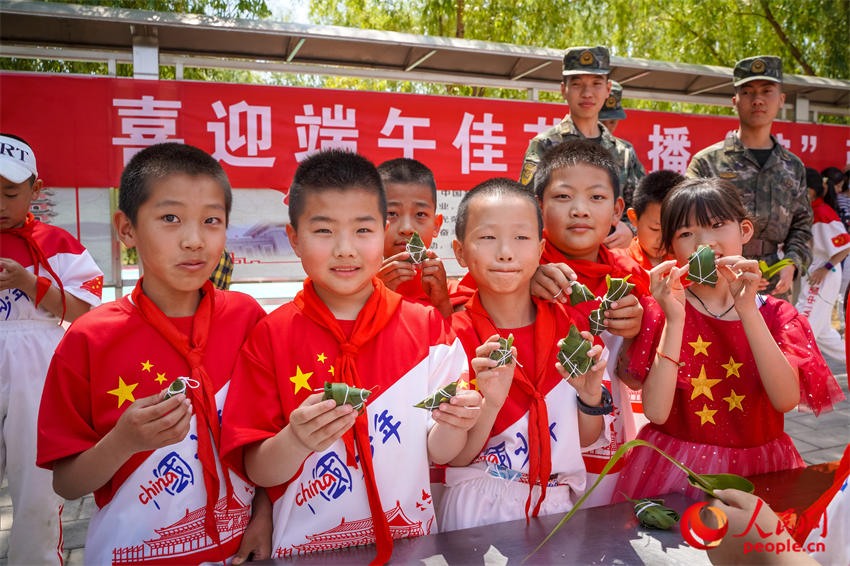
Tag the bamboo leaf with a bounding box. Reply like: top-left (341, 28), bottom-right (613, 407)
top-left (556, 325), bottom-right (594, 378)
top-left (414, 380), bottom-right (459, 409)
top-left (322, 382), bottom-right (371, 411)
top-left (524, 438), bottom-right (753, 562)
top-left (489, 333), bottom-right (515, 367)
top-left (686, 245), bottom-right (718, 287)
top-left (405, 231), bottom-right (428, 264)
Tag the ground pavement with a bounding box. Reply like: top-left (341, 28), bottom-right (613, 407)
top-left (1, 358), bottom-right (848, 565)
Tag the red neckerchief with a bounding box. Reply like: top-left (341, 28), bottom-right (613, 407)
top-left (131, 279), bottom-right (232, 549)
top-left (465, 292), bottom-right (561, 521)
top-left (293, 278), bottom-right (402, 566)
top-left (793, 443), bottom-right (850, 544)
top-left (2, 213), bottom-right (66, 321)
top-left (541, 233), bottom-right (650, 299)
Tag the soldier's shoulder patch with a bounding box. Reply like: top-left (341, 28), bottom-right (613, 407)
top-left (718, 172), bottom-right (737, 179)
top-left (520, 161), bottom-right (536, 186)
top-left (832, 233), bottom-right (850, 247)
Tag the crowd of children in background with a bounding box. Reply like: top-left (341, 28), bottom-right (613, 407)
top-left (1, 126), bottom-right (848, 565)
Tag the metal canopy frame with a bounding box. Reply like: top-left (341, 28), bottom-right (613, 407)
top-left (1, 0), bottom-right (849, 119)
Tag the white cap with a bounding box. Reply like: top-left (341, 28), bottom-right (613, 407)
top-left (0, 135), bottom-right (38, 183)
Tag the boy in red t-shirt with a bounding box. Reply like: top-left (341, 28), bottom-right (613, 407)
top-left (615, 169), bottom-right (683, 270)
top-left (37, 143), bottom-right (270, 565)
top-left (377, 157), bottom-right (460, 317)
top-left (527, 139), bottom-right (662, 506)
top-left (1, 133), bottom-right (103, 565)
top-left (221, 150), bottom-right (481, 564)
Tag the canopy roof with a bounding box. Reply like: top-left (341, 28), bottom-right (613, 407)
top-left (1, 0), bottom-right (848, 115)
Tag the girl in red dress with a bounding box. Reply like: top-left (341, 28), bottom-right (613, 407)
top-left (615, 178), bottom-right (844, 500)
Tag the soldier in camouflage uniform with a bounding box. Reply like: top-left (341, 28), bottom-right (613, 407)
top-left (687, 56), bottom-right (812, 297)
top-left (520, 47), bottom-right (645, 248)
top-left (599, 80), bottom-right (626, 134)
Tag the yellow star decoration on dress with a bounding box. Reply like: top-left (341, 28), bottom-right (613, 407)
top-left (155, 372), bottom-right (167, 385)
top-left (723, 390), bottom-right (745, 412)
top-left (328, 366), bottom-right (335, 376)
top-left (690, 365), bottom-right (721, 401)
top-left (140, 360), bottom-right (153, 372)
top-left (108, 377), bottom-right (138, 408)
top-left (695, 404), bottom-right (717, 425)
top-left (457, 378), bottom-right (469, 390)
top-left (290, 366), bottom-right (313, 394)
top-left (721, 356), bottom-right (743, 378)
top-left (688, 335), bottom-right (711, 357)
top-left (317, 353), bottom-right (327, 363)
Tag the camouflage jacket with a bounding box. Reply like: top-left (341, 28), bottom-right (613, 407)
top-left (519, 115), bottom-right (646, 208)
top-left (686, 131), bottom-right (812, 273)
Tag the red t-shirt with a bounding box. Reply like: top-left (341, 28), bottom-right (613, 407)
top-left (37, 290), bottom-right (265, 508)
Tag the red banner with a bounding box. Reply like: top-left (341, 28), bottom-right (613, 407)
top-left (1, 72), bottom-right (848, 191)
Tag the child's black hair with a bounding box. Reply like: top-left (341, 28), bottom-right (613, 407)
top-left (807, 167), bottom-right (839, 213)
top-left (455, 178), bottom-right (542, 240)
top-left (1, 132), bottom-right (37, 186)
top-left (822, 166), bottom-right (846, 193)
top-left (377, 158), bottom-right (437, 209)
top-left (533, 139), bottom-right (620, 200)
top-left (289, 149), bottom-right (386, 230)
top-left (660, 178), bottom-right (750, 251)
top-left (119, 143), bottom-right (232, 225)
top-left (632, 170), bottom-right (684, 217)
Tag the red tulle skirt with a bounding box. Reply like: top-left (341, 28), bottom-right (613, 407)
top-left (614, 426), bottom-right (805, 501)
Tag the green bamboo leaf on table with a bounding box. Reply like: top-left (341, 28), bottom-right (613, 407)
top-left (687, 245), bottom-right (718, 287)
top-left (524, 438), bottom-right (754, 562)
top-left (619, 493), bottom-right (680, 530)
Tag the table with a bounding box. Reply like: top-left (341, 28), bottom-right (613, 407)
top-left (259, 463), bottom-right (838, 565)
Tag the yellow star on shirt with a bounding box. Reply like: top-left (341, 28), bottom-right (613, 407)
top-left (688, 335), bottom-right (711, 357)
top-left (721, 356), bottom-right (743, 378)
top-left (140, 360), bottom-right (153, 372)
top-left (108, 377), bottom-right (138, 408)
top-left (690, 366), bottom-right (721, 401)
top-left (317, 353), bottom-right (327, 363)
top-left (328, 366), bottom-right (335, 376)
top-left (290, 365), bottom-right (313, 394)
top-left (695, 404), bottom-right (717, 425)
top-left (723, 390), bottom-right (745, 412)
top-left (456, 378), bottom-right (469, 390)
top-left (155, 372), bottom-right (167, 385)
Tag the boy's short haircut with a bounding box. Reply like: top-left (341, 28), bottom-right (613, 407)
top-left (119, 142), bottom-right (232, 225)
top-left (377, 158), bottom-right (437, 208)
top-left (533, 139), bottom-right (620, 200)
top-left (455, 177), bottom-right (542, 240)
top-left (632, 170), bottom-right (685, 217)
top-left (289, 149), bottom-right (386, 230)
top-left (660, 177), bottom-right (750, 251)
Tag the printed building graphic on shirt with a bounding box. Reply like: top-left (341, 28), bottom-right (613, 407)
top-left (273, 500), bottom-right (432, 558)
top-left (111, 494), bottom-right (249, 565)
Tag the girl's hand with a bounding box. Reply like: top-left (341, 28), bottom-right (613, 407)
top-left (470, 334), bottom-right (515, 410)
top-left (649, 260), bottom-right (687, 323)
top-left (557, 331), bottom-right (607, 403)
top-left (530, 263), bottom-right (577, 304)
top-left (717, 256), bottom-right (760, 312)
top-left (431, 389), bottom-right (483, 432)
top-left (807, 266), bottom-right (828, 286)
top-left (377, 252), bottom-right (416, 290)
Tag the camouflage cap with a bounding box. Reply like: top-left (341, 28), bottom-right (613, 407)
top-left (733, 56), bottom-right (782, 87)
top-left (562, 46), bottom-right (610, 77)
top-left (599, 80), bottom-right (626, 120)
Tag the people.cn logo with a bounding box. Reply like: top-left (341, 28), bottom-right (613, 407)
top-left (680, 502), bottom-right (729, 550)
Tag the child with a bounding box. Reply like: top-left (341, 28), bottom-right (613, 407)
top-left (377, 157), bottom-right (458, 318)
top-left (616, 169), bottom-right (683, 270)
top-left (616, 178), bottom-right (844, 501)
top-left (36, 143), bottom-right (271, 565)
top-left (1, 133), bottom-right (103, 565)
top-left (795, 168), bottom-right (850, 363)
top-left (438, 178), bottom-right (611, 531)
top-left (220, 149), bottom-right (481, 563)
top-left (528, 139), bottom-right (660, 506)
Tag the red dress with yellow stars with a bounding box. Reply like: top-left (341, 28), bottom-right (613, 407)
top-left (615, 296), bottom-right (845, 501)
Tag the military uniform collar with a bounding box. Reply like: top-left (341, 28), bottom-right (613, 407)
top-left (723, 130), bottom-right (791, 163)
top-left (559, 114), bottom-right (612, 142)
